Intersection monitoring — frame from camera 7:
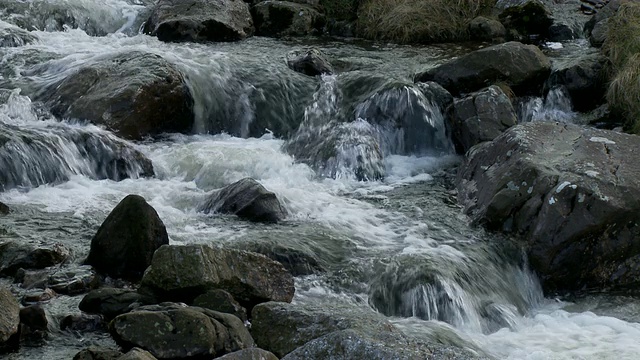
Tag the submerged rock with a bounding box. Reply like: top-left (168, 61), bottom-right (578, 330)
top-left (252, 1), bottom-right (324, 37)
top-left (140, 245), bottom-right (295, 308)
top-left (0, 241), bottom-right (69, 277)
top-left (199, 178), bottom-right (287, 223)
top-left (0, 288), bottom-right (19, 343)
top-left (34, 51), bottom-right (194, 140)
top-left (79, 288), bottom-right (156, 320)
top-left (16, 265), bottom-right (99, 295)
top-left (415, 41), bottom-right (551, 96)
top-left (286, 48), bottom-right (333, 76)
top-left (60, 313), bottom-right (105, 332)
top-left (448, 85), bottom-right (517, 153)
top-left (86, 195), bottom-right (169, 281)
top-left (457, 122), bottom-right (640, 293)
top-left (144, 0), bottom-right (254, 42)
top-left (110, 303), bottom-right (254, 359)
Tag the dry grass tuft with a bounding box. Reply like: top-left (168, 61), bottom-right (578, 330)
top-left (356, 0), bottom-right (495, 44)
top-left (602, 1), bottom-right (640, 71)
top-left (607, 54), bottom-right (640, 133)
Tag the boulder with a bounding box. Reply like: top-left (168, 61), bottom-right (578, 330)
top-left (0, 22), bottom-right (36, 47)
top-left (217, 348), bottom-right (278, 360)
top-left (19, 305), bottom-right (48, 343)
top-left (35, 51), bottom-right (194, 140)
top-left (0, 202), bottom-right (8, 215)
top-left (457, 121), bottom-right (640, 293)
top-left (286, 48), bottom-right (333, 76)
top-left (0, 288), bottom-right (19, 343)
top-left (79, 288), bottom-right (156, 320)
top-left (140, 245), bottom-right (295, 308)
top-left (584, 0), bottom-right (624, 47)
top-left (234, 242), bottom-right (324, 276)
top-left (448, 85), bottom-right (517, 153)
top-left (86, 195), bottom-right (169, 281)
top-left (252, 1), bottom-right (325, 37)
top-left (415, 41), bottom-right (551, 96)
top-left (468, 16), bottom-right (507, 42)
top-left (0, 241), bottom-right (69, 277)
top-left (193, 289), bottom-right (248, 322)
top-left (118, 348), bottom-right (158, 360)
top-left (544, 53), bottom-right (608, 112)
top-left (60, 313), bottom-right (105, 332)
top-left (110, 303), bottom-right (254, 359)
top-left (497, 1), bottom-right (554, 41)
top-left (548, 23), bottom-right (575, 41)
top-left (73, 347), bottom-right (123, 360)
top-left (143, 0), bottom-right (254, 42)
top-left (199, 178), bottom-right (287, 223)
top-left (21, 288), bottom-right (56, 305)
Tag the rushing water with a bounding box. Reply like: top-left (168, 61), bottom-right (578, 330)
top-left (1, 1), bottom-right (640, 359)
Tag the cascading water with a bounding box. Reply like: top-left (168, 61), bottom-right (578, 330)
top-left (1, 1), bottom-right (640, 359)
top-left (517, 85), bottom-right (576, 123)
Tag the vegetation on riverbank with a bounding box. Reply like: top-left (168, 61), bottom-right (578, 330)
top-left (356, 0), bottom-right (496, 43)
top-left (603, 2), bottom-right (640, 133)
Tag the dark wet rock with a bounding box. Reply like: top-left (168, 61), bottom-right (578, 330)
top-left (0, 241), bottom-right (69, 277)
top-left (118, 348), bottom-right (158, 360)
top-left (19, 305), bottom-right (48, 343)
top-left (140, 245), bottom-right (295, 308)
top-left (217, 348), bottom-right (278, 360)
top-left (544, 53), bottom-right (608, 112)
top-left (110, 303), bottom-right (254, 359)
top-left (143, 0), bottom-right (254, 42)
top-left (0, 23), bottom-right (36, 47)
top-left (416, 81), bottom-right (454, 114)
top-left (0, 288), bottom-right (20, 343)
top-left (0, 202), bottom-right (8, 215)
top-left (86, 194), bottom-right (169, 281)
top-left (48, 266), bottom-right (100, 295)
top-left (80, 288), bottom-right (156, 321)
top-left (469, 16), bottom-right (507, 42)
top-left (252, 1), bottom-right (325, 37)
top-left (235, 242), bottom-right (324, 276)
top-left (548, 23), bottom-right (575, 41)
top-left (497, 0), bottom-right (553, 41)
top-left (199, 178), bottom-right (287, 223)
top-left (457, 121), bottom-right (640, 293)
top-left (73, 346), bottom-right (123, 360)
top-left (21, 288), bottom-right (56, 305)
top-left (34, 51), bottom-right (194, 140)
top-left (193, 289), bottom-right (248, 322)
top-left (448, 85), bottom-right (517, 154)
top-left (415, 41), bottom-right (551, 96)
top-left (60, 313), bottom-right (105, 332)
top-left (286, 48), bottom-right (333, 76)
top-left (584, 0), bottom-right (623, 46)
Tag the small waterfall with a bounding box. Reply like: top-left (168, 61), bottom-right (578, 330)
top-left (518, 86), bottom-right (576, 123)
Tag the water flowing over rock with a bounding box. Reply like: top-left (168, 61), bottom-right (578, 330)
top-left (31, 51), bottom-right (194, 140)
top-left (251, 1), bottom-right (324, 37)
top-left (79, 288), bottom-right (156, 320)
top-left (448, 85), bottom-right (517, 154)
top-left (0, 288), bottom-right (19, 344)
top-left (110, 303), bottom-right (254, 359)
top-left (414, 41), bottom-right (551, 96)
top-left (198, 178), bottom-right (287, 223)
top-left (140, 245), bottom-right (295, 308)
top-left (0, 21), bottom-right (37, 47)
top-left (86, 195), bottom-right (169, 281)
top-left (143, 0), bottom-right (254, 42)
top-left (0, 122), bottom-right (154, 192)
top-left (217, 348), bottom-right (278, 360)
top-left (457, 122), bottom-right (640, 293)
top-left (286, 48), bottom-right (333, 76)
top-left (0, 241), bottom-right (69, 277)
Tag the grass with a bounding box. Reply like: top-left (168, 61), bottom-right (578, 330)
top-left (356, 0), bottom-right (496, 44)
top-left (603, 2), bottom-right (640, 133)
top-left (320, 0), bottom-right (360, 21)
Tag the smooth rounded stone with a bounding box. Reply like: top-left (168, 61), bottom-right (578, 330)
top-left (216, 348), bottom-right (278, 360)
top-left (286, 48), bottom-right (333, 76)
top-left (79, 288), bottom-right (156, 320)
top-left (544, 52), bottom-right (608, 112)
top-left (0, 241), bottom-right (70, 277)
top-left (497, 0), bottom-right (554, 40)
top-left (198, 178), bottom-right (287, 223)
top-left (0, 22), bottom-right (37, 47)
top-left (140, 245), bottom-right (295, 308)
top-left (468, 16), bottom-right (507, 42)
top-left (110, 304), bottom-right (254, 359)
top-left (143, 0), bottom-right (254, 42)
top-left (118, 348), bottom-right (158, 360)
top-left (21, 288), bottom-right (56, 305)
top-left (0, 288), bottom-right (20, 343)
top-left (73, 346), bottom-right (123, 360)
top-left (86, 194), bottom-right (169, 281)
top-left (34, 51), bottom-right (194, 140)
top-left (60, 313), bottom-right (105, 332)
top-left (234, 242), bottom-right (324, 276)
top-left (457, 122), bottom-right (640, 293)
top-left (193, 289), bottom-right (247, 322)
top-left (252, 1), bottom-right (325, 37)
top-left (414, 41), bottom-right (551, 96)
top-left (448, 85), bottom-right (517, 154)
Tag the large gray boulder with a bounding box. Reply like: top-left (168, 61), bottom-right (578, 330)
top-left (457, 121), bottom-right (640, 293)
top-left (251, 1), bottom-right (324, 37)
top-left (415, 42), bottom-right (551, 96)
top-left (79, 288), bottom-right (156, 320)
top-left (199, 178), bottom-right (287, 223)
top-left (0, 288), bottom-right (19, 344)
top-left (193, 289), bottom-right (247, 322)
top-left (86, 195), bottom-right (169, 281)
top-left (110, 303), bottom-right (254, 359)
top-left (140, 245), bottom-right (295, 308)
top-left (448, 85), bottom-right (517, 153)
top-left (35, 51), bottom-right (194, 140)
top-left (143, 0), bottom-right (254, 42)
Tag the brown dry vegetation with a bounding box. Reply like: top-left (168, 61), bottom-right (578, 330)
top-left (356, 0), bottom-right (496, 44)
